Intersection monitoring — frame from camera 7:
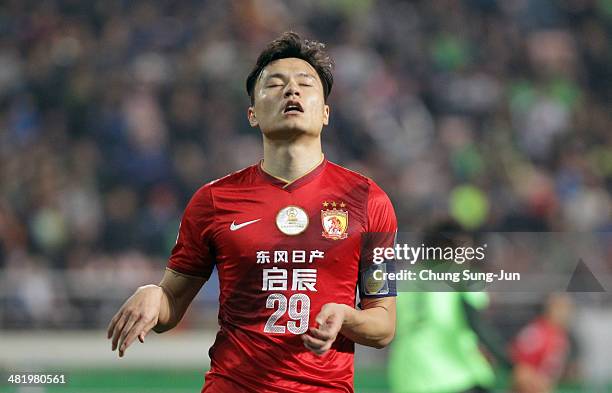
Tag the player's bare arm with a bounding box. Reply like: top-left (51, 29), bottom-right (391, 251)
top-left (302, 297), bottom-right (396, 355)
top-left (106, 268), bottom-right (205, 357)
top-left (153, 268), bottom-right (207, 333)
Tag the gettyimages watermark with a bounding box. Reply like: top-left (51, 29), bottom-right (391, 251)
top-left (371, 243), bottom-right (487, 264)
top-left (360, 232), bottom-right (611, 293)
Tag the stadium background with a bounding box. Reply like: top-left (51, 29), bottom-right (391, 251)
top-left (0, 0), bottom-right (611, 392)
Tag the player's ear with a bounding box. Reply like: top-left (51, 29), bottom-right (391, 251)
top-left (322, 104), bottom-right (330, 126)
top-left (248, 106), bottom-right (258, 127)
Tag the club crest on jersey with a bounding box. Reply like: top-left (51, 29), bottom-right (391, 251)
top-left (321, 201), bottom-right (349, 240)
top-left (276, 205), bottom-right (309, 236)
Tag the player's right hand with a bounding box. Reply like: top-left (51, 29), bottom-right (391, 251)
top-left (106, 284), bottom-right (163, 358)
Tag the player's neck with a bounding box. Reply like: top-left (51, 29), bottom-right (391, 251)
top-left (262, 137), bottom-right (323, 183)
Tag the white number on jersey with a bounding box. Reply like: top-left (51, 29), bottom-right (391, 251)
top-left (264, 293), bottom-right (310, 334)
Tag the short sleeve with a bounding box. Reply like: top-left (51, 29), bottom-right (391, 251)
top-left (366, 180), bottom-right (398, 233)
top-left (359, 180), bottom-right (398, 299)
top-left (167, 185), bottom-right (216, 279)
top-left (511, 322), bottom-right (546, 367)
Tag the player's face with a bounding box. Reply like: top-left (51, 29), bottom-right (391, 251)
top-left (248, 58), bottom-right (330, 139)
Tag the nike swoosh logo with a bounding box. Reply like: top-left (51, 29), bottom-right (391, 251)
top-left (230, 219), bottom-right (261, 231)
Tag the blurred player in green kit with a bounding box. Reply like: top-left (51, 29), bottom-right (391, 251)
top-left (388, 221), bottom-right (511, 393)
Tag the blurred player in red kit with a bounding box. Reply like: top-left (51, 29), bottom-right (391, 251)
top-left (511, 293), bottom-right (574, 393)
top-left (107, 32), bottom-right (397, 392)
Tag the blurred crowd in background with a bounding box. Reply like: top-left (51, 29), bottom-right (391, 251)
top-left (0, 0), bottom-right (610, 331)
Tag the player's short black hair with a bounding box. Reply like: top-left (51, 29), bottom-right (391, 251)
top-left (246, 31), bottom-right (334, 105)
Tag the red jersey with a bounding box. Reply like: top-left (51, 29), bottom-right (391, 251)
top-left (511, 318), bottom-right (569, 380)
top-left (167, 159), bottom-right (397, 393)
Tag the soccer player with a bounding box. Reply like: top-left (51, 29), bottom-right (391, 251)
top-left (389, 221), bottom-right (512, 393)
top-left (511, 293), bottom-right (574, 393)
top-left (107, 31), bottom-right (397, 392)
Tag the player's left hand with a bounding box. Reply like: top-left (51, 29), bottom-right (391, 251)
top-left (301, 303), bottom-right (347, 356)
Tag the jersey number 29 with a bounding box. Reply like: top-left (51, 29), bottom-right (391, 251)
top-left (264, 293), bottom-right (310, 334)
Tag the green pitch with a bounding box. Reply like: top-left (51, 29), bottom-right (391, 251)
top-left (1, 368), bottom-right (388, 393)
top-left (0, 368), bottom-right (595, 393)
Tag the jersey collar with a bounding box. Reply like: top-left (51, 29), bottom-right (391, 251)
top-left (258, 156), bottom-right (327, 192)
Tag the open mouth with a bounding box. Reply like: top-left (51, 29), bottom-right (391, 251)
top-left (283, 101), bottom-right (304, 114)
